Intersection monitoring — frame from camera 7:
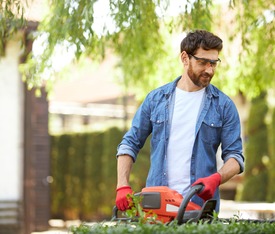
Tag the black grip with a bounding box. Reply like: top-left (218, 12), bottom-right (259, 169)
top-left (112, 206), bottom-right (119, 220)
top-left (111, 206), bottom-right (132, 222)
top-left (176, 184), bottom-right (204, 224)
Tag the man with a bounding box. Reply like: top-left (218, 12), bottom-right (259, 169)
top-left (115, 30), bottom-right (244, 212)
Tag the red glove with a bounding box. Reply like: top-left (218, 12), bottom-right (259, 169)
top-left (115, 186), bottom-right (134, 211)
top-left (192, 173), bottom-right (221, 201)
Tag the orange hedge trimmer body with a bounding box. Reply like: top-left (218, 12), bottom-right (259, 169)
top-left (140, 186), bottom-right (202, 223)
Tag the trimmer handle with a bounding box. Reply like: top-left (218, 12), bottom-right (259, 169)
top-left (176, 184), bottom-right (204, 224)
top-left (112, 206), bottom-right (119, 220)
top-left (112, 206), bottom-right (132, 221)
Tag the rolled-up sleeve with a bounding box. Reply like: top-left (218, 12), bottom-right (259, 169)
top-left (223, 153), bottom-right (245, 173)
top-left (116, 144), bottom-right (137, 162)
top-left (116, 94), bottom-right (152, 163)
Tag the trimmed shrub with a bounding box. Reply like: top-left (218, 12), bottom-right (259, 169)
top-left (239, 93), bottom-right (269, 201)
top-left (50, 127), bottom-right (150, 221)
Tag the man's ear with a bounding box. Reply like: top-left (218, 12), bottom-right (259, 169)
top-left (180, 51), bottom-right (189, 66)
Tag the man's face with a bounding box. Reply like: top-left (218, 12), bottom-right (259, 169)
top-left (187, 48), bottom-right (220, 88)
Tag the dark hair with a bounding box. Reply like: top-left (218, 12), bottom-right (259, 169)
top-left (180, 30), bottom-right (223, 54)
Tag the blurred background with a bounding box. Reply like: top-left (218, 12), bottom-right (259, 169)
top-left (0, 0), bottom-right (274, 233)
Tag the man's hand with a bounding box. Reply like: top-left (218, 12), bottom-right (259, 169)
top-left (115, 186), bottom-right (133, 211)
top-left (192, 173), bottom-right (221, 201)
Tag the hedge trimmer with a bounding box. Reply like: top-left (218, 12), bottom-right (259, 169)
top-left (112, 184), bottom-right (217, 224)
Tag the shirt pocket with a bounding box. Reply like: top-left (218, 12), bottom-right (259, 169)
top-left (200, 117), bottom-right (222, 144)
top-left (150, 113), bottom-right (166, 141)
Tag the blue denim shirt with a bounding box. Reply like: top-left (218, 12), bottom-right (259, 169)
top-left (117, 76), bottom-right (244, 211)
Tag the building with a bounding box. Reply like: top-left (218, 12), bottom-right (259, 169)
top-left (0, 22), bottom-right (50, 234)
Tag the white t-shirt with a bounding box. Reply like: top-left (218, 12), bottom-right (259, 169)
top-left (167, 87), bottom-right (205, 195)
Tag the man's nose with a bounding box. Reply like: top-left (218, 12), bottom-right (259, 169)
top-left (205, 64), bottom-right (215, 74)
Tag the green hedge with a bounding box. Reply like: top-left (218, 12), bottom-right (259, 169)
top-left (238, 93), bottom-right (269, 201)
top-left (50, 127), bottom-right (150, 221)
top-left (267, 107), bottom-right (275, 202)
top-left (70, 220), bottom-right (275, 234)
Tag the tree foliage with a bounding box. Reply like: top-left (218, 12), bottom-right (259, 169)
top-left (1, 0), bottom-right (274, 98)
top-left (229, 0), bottom-right (275, 99)
top-left (0, 0), bottom-right (26, 56)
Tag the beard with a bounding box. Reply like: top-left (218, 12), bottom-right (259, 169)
top-left (187, 63), bottom-right (213, 88)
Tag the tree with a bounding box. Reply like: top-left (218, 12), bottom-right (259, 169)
top-left (228, 0), bottom-right (274, 201)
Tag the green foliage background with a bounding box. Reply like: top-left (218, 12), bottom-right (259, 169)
top-left (0, 0), bottom-right (25, 56)
top-left (3, 0), bottom-right (273, 99)
top-left (267, 107), bottom-right (275, 202)
top-left (50, 127), bottom-right (150, 220)
top-left (238, 94), bottom-right (269, 201)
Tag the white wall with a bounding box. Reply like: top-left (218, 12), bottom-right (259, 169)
top-left (0, 36), bottom-right (24, 200)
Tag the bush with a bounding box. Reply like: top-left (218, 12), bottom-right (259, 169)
top-left (50, 127), bottom-right (150, 221)
top-left (70, 220), bottom-right (275, 234)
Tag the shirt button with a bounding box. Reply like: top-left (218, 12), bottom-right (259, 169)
top-left (211, 123), bottom-right (214, 126)
top-left (164, 173), bottom-right (166, 176)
